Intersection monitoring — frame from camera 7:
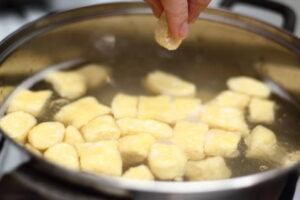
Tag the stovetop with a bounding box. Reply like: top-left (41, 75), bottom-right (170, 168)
top-left (0, 0), bottom-right (300, 200)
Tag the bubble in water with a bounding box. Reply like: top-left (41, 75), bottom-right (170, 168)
top-left (49, 99), bottom-right (70, 113)
top-left (259, 165), bottom-right (269, 171)
top-left (39, 98), bottom-right (70, 122)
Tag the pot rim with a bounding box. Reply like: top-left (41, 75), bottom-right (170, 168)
top-left (0, 1), bottom-right (300, 194)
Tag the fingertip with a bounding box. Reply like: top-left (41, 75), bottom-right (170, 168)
top-left (161, 0), bottom-right (189, 39)
top-left (179, 21), bottom-right (188, 39)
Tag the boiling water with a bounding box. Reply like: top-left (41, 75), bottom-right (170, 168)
top-left (2, 58), bottom-right (299, 179)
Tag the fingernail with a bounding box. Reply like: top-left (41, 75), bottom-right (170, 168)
top-left (179, 21), bottom-right (188, 38)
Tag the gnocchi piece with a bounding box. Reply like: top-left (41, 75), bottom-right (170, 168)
top-left (209, 90), bottom-right (250, 110)
top-left (81, 115), bottom-right (121, 142)
top-left (200, 105), bottom-right (249, 136)
top-left (122, 165), bottom-right (154, 181)
top-left (119, 133), bottom-right (156, 168)
top-left (28, 122), bottom-right (65, 150)
top-left (64, 126), bottom-right (84, 145)
top-left (117, 118), bottom-right (173, 139)
top-left (144, 71), bottom-right (196, 97)
top-left (77, 63), bottom-right (110, 89)
top-left (174, 121), bottom-right (209, 134)
top-left (227, 76), bottom-right (271, 98)
top-left (204, 129), bottom-right (241, 158)
top-left (45, 71), bottom-right (86, 99)
top-left (172, 97), bottom-right (202, 121)
top-left (282, 151), bottom-right (300, 166)
top-left (0, 111), bottom-right (37, 143)
top-left (248, 98), bottom-right (275, 124)
top-left (138, 96), bottom-right (202, 124)
top-left (54, 97), bottom-right (111, 129)
top-left (185, 157), bottom-right (232, 181)
top-left (112, 93), bottom-right (138, 119)
top-left (44, 142), bottom-right (79, 170)
top-left (171, 121), bottom-right (208, 161)
top-left (7, 89), bottom-right (52, 117)
top-left (138, 96), bottom-right (173, 124)
top-left (76, 141), bottom-right (122, 176)
top-left (25, 143), bottom-right (42, 156)
top-left (154, 13), bottom-right (182, 50)
top-left (245, 125), bottom-right (277, 160)
top-left (148, 143), bottom-right (187, 180)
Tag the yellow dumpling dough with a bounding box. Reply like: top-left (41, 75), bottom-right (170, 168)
top-left (0, 111), bottom-right (37, 143)
top-left (25, 143), bottom-right (42, 156)
top-left (148, 143), bottom-right (187, 180)
top-left (248, 98), bottom-right (275, 124)
top-left (44, 142), bottom-right (79, 170)
top-left (81, 115), bottom-right (121, 142)
top-left (185, 157), bottom-right (232, 181)
top-left (46, 71), bottom-right (87, 99)
top-left (154, 13), bottom-right (182, 50)
top-left (138, 95), bottom-right (173, 124)
top-left (54, 97), bottom-right (111, 129)
top-left (117, 118), bottom-right (173, 139)
top-left (77, 63), bottom-right (110, 89)
top-left (28, 122), bottom-right (65, 150)
top-left (172, 97), bottom-right (202, 121)
top-left (111, 93), bottom-right (138, 119)
top-left (138, 95), bottom-right (201, 124)
top-left (123, 165), bottom-right (154, 180)
top-left (119, 133), bottom-right (156, 168)
top-left (171, 121), bottom-right (208, 161)
top-left (64, 125), bottom-right (84, 145)
top-left (144, 70), bottom-right (196, 97)
top-left (245, 125), bottom-right (280, 160)
top-left (282, 151), bottom-right (300, 166)
top-left (76, 141), bottom-right (122, 176)
top-left (227, 76), bottom-right (271, 98)
top-left (209, 90), bottom-right (250, 110)
top-left (7, 89), bottom-right (52, 117)
top-left (204, 129), bottom-right (241, 158)
top-left (200, 105), bottom-right (249, 136)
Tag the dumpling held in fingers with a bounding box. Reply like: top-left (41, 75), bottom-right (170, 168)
top-left (154, 13), bottom-right (182, 50)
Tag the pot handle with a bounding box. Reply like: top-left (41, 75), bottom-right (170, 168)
top-left (219, 0), bottom-right (297, 33)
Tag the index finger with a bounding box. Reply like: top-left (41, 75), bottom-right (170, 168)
top-left (161, 0), bottom-right (189, 39)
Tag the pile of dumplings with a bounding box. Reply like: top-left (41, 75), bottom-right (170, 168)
top-left (0, 63), bottom-right (299, 182)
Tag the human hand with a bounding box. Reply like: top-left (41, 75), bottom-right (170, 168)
top-left (146, 0), bottom-right (211, 39)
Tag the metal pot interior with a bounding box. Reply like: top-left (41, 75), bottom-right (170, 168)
top-left (0, 2), bottom-right (300, 194)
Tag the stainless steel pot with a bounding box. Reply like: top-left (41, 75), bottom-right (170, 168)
top-left (0, 1), bottom-right (300, 200)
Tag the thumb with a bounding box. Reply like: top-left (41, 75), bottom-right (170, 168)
top-left (161, 0), bottom-right (189, 39)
